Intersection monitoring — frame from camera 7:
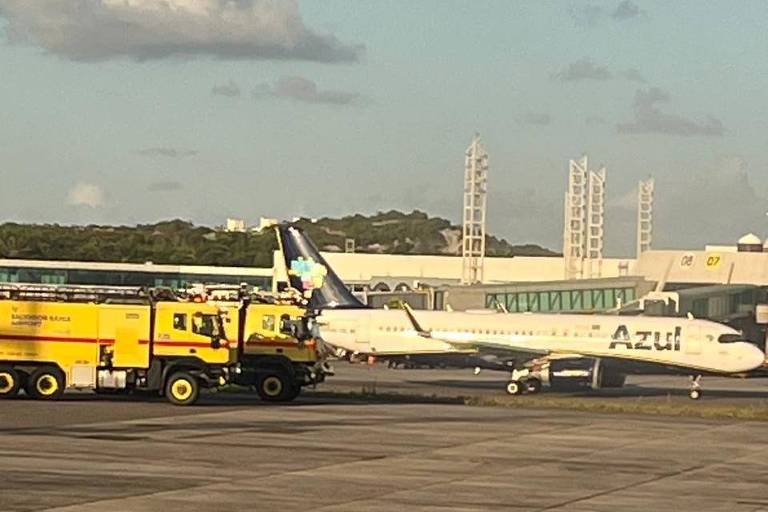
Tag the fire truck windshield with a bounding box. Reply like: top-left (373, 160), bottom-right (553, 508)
top-left (192, 313), bottom-right (222, 338)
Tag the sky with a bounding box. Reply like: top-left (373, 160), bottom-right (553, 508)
top-left (0, 0), bottom-right (767, 256)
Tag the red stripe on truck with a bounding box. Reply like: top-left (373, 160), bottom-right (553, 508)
top-left (0, 334), bottom-right (112, 344)
top-left (0, 334), bottom-right (227, 349)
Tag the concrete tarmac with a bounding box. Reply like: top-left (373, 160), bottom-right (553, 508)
top-left (322, 362), bottom-right (768, 404)
top-left (2, 380), bottom-right (768, 511)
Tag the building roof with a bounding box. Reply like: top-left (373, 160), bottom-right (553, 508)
top-left (636, 250), bottom-right (768, 286)
top-left (738, 233), bottom-right (762, 245)
top-left (0, 258), bottom-right (272, 277)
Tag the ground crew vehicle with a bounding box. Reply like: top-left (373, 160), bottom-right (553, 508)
top-left (0, 284), bottom-right (235, 405)
top-left (193, 285), bottom-right (330, 402)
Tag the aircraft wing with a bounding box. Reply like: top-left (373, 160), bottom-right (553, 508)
top-left (431, 335), bottom-right (552, 359)
top-left (400, 304), bottom-right (554, 358)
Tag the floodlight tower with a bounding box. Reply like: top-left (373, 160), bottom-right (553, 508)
top-left (637, 178), bottom-right (654, 257)
top-left (461, 134), bottom-right (488, 285)
top-left (564, 155), bottom-right (588, 280)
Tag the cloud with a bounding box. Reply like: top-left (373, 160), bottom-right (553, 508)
top-left (655, 157), bottom-right (767, 247)
top-left (607, 187), bottom-right (638, 211)
top-left (612, 0), bottom-right (643, 20)
top-left (253, 76), bottom-right (361, 105)
top-left (0, 0), bottom-right (363, 62)
top-left (137, 147), bottom-right (198, 158)
top-left (554, 61), bottom-right (645, 84)
top-left (553, 58), bottom-right (611, 81)
top-left (211, 80), bottom-right (240, 97)
top-left (569, 1), bottom-right (646, 27)
top-left (522, 112), bottom-right (552, 126)
top-left (148, 181), bottom-right (183, 192)
top-left (67, 183), bottom-right (104, 208)
top-left (617, 87), bottom-right (725, 136)
top-left (568, 5), bottom-right (603, 28)
top-left (621, 68), bottom-right (645, 83)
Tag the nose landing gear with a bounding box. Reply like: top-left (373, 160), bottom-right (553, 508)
top-left (688, 375), bottom-right (702, 400)
top-left (505, 377), bottom-right (542, 396)
top-left (506, 380), bottom-right (524, 395)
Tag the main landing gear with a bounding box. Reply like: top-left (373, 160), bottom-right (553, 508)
top-left (688, 375), bottom-right (702, 400)
top-left (505, 377), bottom-right (542, 396)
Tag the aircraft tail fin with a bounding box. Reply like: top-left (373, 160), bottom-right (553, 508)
top-left (275, 224), bottom-right (367, 310)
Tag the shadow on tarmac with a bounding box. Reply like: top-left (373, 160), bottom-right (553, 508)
top-left (1, 390), bottom-right (464, 407)
top-left (406, 379), bottom-right (768, 400)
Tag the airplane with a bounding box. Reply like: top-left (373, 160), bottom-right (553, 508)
top-left (277, 224), bottom-right (766, 400)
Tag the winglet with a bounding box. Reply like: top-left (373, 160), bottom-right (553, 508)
top-left (401, 302), bottom-right (431, 338)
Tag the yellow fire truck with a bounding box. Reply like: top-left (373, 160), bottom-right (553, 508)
top-left (0, 284), bottom-right (235, 405)
top-left (195, 285), bottom-right (331, 402)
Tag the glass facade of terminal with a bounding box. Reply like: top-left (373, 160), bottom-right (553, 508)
top-left (485, 287), bottom-right (636, 313)
top-left (0, 265), bottom-right (272, 290)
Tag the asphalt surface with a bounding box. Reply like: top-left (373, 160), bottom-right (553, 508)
top-left (2, 365), bottom-right (768, 511)
top-left (321, 362), bottom-right (768, 404)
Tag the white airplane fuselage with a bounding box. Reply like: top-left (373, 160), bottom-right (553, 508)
top-left (316, 309), bottom-right (765, 375)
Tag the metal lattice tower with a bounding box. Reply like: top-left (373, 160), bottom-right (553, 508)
top-left (461, 134), bottom-right (488, 285)
top-left (564, 156), bottom-right (587, 279)
top-left (563, 154), bottom-right (606, 279)
top-left (586, 167), bottom-right (606, 278)
top-left (637, 178), bottom-right (654, 257)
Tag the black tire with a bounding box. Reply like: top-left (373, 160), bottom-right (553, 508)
top-left (0, 367), bottom-right (22, 398)
top-left (256, 371), bottom-right (295, 402)
top-left (525, 378), bottom-right (542, 394)
top-left (26, 367), bottom-right (65, 400)
top-left (506, 380), bottom-right (525, 396)
top-left (165, 372), bottom-right (200, 406)
top-left (285, 384), bottom-right (301, 402)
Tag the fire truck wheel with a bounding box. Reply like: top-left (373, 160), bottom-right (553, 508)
top-left (256, 371), bottom-right (294, 402)
top-left (285, 384), bottom-right (301, 401)
top-left (0, 367), bottom-right (21, 397)
top-left (27, 367), bottom-right (65, 400)
top-left (165, 372), bottom-right (200, 406)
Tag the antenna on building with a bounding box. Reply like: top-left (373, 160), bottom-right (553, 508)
top-left (564, 155), bottom-right (605, 279)
top-left (637, 178), bottom-right (654, 257)
top-left (461, 133), bottom-right (488, 285)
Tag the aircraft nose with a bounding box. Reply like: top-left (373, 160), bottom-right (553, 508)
top-left (745, 343), bottom-right (766, 370)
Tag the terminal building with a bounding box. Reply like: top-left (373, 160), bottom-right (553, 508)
top-left (2, 233), bottom-right (768, 326)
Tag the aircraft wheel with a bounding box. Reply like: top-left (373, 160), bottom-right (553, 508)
top-left (525, 378), bottom-right (542, 394)
top-left (0, 367), bottom-right (22, 398)
top-left (689, 389), bottom-right (702, 400)
top-left (506, 380), bottom-right (525, 396)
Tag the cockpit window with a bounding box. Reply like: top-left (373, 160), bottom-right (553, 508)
top-left (717, 333), bottom-right (742, 344)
